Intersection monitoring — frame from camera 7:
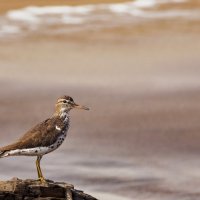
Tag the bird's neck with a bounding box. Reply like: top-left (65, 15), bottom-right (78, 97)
top-left (54, 108), bottom-right (70, 123)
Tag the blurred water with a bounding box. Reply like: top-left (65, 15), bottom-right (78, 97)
top-left (2, 150), bottom-right (200, 200)
top-left (0, 1), bottom-right (200, 200)
top-left (0, 0), bottom-right (199, 38)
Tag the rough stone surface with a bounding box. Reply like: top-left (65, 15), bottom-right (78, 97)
top-left (0, 178), bottom-right (97, 200)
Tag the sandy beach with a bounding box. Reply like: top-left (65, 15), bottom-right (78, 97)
top-left (0, 0), bottom-right (200, 199)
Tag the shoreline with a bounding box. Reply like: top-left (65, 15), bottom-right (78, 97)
top-left (0, 0), bottom-right (128, 14)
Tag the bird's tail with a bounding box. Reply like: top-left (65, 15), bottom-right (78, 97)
top-left (0, 142), bottom-right (19, 158)
top-left (0, 151), bottom-right (5, 158)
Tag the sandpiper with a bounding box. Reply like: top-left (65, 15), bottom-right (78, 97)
top-left (0, 95), bottom-right (89, 183)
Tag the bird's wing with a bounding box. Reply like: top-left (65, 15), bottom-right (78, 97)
top-left (0, 117), bottom-right (64, 152)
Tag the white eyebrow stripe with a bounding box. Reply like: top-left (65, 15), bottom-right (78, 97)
top-left (56, 125), bottom-right (61, 131)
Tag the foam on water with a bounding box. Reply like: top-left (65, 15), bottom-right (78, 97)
top-left (133, 0), bottom-right (187, 8)
top-left (0, 25), bottom-right (20, 34)
top-left (0, 0), bottom-right (198, 38)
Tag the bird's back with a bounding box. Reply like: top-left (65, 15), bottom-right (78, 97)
top-left (0, 115), bottom-right (70, 157)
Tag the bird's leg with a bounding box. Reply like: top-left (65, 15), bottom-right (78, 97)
top-left (36, 160), bottom-right (40, 178)
top-left (36, 156), bottom-right (42, 180)
top-left (36, 156), bottom-right (46, 183)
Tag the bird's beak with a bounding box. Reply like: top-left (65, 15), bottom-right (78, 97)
top-left (73, 103), bottom-right (90, 110)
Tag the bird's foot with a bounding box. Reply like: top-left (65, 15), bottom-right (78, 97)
top-left (38, 177), bottom-right (47, 184)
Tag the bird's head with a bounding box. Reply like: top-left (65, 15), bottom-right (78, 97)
top-left (55, 95), bottom-right (89, 116)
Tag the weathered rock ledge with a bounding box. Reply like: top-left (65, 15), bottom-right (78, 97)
top-left (0, 178), bottom-right (98, 200)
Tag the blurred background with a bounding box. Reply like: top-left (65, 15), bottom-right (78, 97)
top-left (0, 0), bottom-right (200, 199)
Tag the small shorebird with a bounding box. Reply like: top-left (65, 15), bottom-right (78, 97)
top-left (0, 95), bottom-right (89, 183)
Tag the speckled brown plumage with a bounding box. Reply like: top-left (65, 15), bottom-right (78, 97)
top-left (0, 116), bottom-right (68, 153)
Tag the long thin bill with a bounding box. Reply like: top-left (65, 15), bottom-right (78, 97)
top-left (74, 103), bottom-right (90, 110)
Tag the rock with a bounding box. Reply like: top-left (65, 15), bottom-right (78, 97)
top-left (0, 178), bottom-right (97, 200)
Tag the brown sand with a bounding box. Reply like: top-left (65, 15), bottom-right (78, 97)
top-left (0, 0), bottom-right (128, 14)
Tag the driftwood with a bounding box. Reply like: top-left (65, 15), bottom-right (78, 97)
top-left (0, 178), bottom-right (98, 200)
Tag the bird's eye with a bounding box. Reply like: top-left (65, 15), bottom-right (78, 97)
top-left (63, 100), bottom-right (67, 103)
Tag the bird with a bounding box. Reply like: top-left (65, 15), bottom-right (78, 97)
top-left (0, 95), bottom-right (89, 183)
